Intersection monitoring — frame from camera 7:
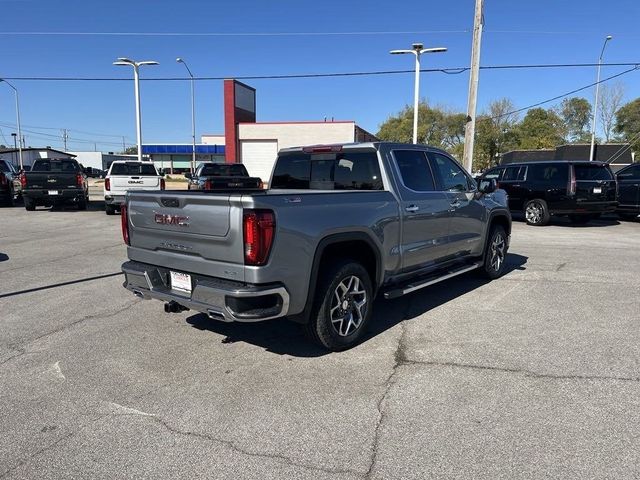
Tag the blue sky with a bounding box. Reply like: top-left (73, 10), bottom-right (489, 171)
top-left (1, 0), bottom-right (639, 151)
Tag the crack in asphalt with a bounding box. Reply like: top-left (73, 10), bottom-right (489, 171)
top-left (147, 415), bottom-right (362, 477)
top-left (364, 298), bottom-right (414, 480)
top-left (0, 432), bottom-right (76, 479)
top-left (0, 300), bottom-right (139, 369)
top-left (398, 359), bottom-right (640, 383)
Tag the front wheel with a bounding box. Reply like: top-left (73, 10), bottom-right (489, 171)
top-left (305, 261), bottom-right (373, 351)
top-left (524, 199), bottom-right (550, 226)
top-left (105, 204), bottom-right (116, 215)
top-left (480, 225), bottom-right (509, 279)
top-left (24, 197), bottom-right (36, 211)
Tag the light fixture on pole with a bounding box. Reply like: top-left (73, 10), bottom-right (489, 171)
top-left (0, 79), bottom-right (24, 170)
top-left (113, 57), bottom-right (159, 162)
top-left (589, 35), bottom-right (613, 162)
top-left (176, 57), bottom-right (197, 174)
top-left (390, 43), bottom-right (447, 144)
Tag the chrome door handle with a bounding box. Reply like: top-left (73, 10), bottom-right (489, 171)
top-left (405, 205), bottom-right (419, 213)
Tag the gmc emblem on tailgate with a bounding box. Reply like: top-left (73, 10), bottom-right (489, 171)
top-left (154, 213), bottom-right (189, 226)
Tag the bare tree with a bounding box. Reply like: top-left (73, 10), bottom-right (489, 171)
top-left (599, 82), bottom-right (625, 142)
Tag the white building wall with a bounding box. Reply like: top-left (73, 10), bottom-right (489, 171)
top-left (69, 152), bottom-right (103, 170)
top-left (237, 122), bottom-right (355, 149)
top-left (201, 134), bottom-right (225, 145)
top-left (0, 149), bottom-right (73, 169)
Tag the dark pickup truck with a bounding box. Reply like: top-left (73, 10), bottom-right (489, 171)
top-left (186, 163), bottom-right (262, 191)
top-left (21, 158), bottom-right (89, 211)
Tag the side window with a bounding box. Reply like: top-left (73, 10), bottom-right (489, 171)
top-left (502, 166), bottom-right (520, 181)
top-left (518, 166), bottom-right (527, 181)
top-left (429, 152), bottom-right (470, 192)
top-left (530, 163), bottom-right (568, 186)
top-left (484, 168), bottom-right (503, 180)
top-left (393, 150), bottom-right (435, 192)
top-left (618, 165), bottom-right (640, 180)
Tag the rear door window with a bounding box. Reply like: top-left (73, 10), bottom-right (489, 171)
top-left (110, 163), bottom-right (158, 176)
top-left (272, 151), bottom-right (382, 190)
top-left (484, 168), bottom-right (504, 180)
top-left (574, 164), bottom-right (614, 181)
top-left (393, 150), bottom-right (435, 192)
top-left (529, 163), bottom-right (568, 186)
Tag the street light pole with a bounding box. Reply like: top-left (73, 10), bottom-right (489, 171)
top-left (177, 57), bottom-right (197, 173)
top-left (113, 57), bottom-right (159, 163)
top-left (1, 79), bottom-right (24, 169)
top-left (390, 43), bottom-right (447, 144)
top-left (589, 35), bottom-right (613, 162)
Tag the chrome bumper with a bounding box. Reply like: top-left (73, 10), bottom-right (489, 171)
top-left (122, 260), bottom-right (290, 322)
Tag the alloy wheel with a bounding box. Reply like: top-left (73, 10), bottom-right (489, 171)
top-left (526, 202), bottom-right (542, 224)
top-left (490, 233), bottom-right (506, 272)
top-left (330, 275), bottom-right (367, 337)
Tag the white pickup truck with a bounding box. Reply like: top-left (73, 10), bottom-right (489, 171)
top-left (104, 161), bottom-right (165, 215)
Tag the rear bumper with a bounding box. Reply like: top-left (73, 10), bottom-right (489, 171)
top-left (551, 201), bottom-right (618, 215)
top-left (23, 189), bottom-right (85, 202)
top-left (121, 260), bottom-right (290, 322)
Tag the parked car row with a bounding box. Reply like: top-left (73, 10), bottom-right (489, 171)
top-left (478, 160), bottom-right (638, 226)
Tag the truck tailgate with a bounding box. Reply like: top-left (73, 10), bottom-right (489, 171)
top-left (110, 175), bottom-right (161, 194)
top-left (126, 191), bottom-right (246, 281)
top-left (25, 172), bottom-right (79, 190)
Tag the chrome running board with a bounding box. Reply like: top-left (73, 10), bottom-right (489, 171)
top-left (383, 262), bottom-right (482, 299)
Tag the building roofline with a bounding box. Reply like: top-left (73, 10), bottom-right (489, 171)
top-left (238, 120), bottom-right (355, 125)
top-left (0, 147), bottom-right (75, 157)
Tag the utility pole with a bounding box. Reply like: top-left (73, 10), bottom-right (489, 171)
top-left (62, 129), bottom-right (69, 151)
top-left (462, 0), bottom-right (484, 173)
top-left (122, 136), bottom-right (126, 153)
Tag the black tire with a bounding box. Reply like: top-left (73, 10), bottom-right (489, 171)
top-left (569, 215), bottom-right (590, 224)
top-left (304, 260), bottom-right (373, 351)
top-left (77, 197), bottom-right (88, 210)
top-left (524, 199), bottom-right (550, 226)
top-left (24, 197), bottom-right (36, 211)
top-left (105, 204), bottom-right (116, 215)
top-left (619, 213), bottom-right (638, 221)
top-left (480, 225), bottom-right (508, 279)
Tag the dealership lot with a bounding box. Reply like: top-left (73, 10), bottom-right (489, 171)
top-left (1, 203), bottom-right (639, 479)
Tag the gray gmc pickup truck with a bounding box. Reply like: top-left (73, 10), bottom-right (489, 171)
top-left (121, 142), bottom-right (511, 350)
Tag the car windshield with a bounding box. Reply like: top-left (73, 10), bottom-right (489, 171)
top-left (200, 164), bottom-right (248, 176)
top-left (110, 163), bottom-right (157, 176)
top-left (574, 164), bottom-right (613, 181)
top-left (0, 161), bottom-right (12, 173)
top-left (31, 159), bottom-right (79, 172)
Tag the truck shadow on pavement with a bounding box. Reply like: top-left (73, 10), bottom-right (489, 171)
top-left (185, 253), bottom-right (528, 357)
top-left (511, 213), bottom-right (620, 228)
top-left (0, 253), bottom-right (8, 262)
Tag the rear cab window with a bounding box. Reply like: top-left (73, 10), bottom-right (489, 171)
top-left (392, 150), bottom-right (436, 192)
top-left (271, 149), bottom-right (383, 190)
top-left (200, 164), bottom-right (249, 177)
top-left (31, 159), bottom-right (79, 172)
top-left (110, 163), bottom-right (158, 176)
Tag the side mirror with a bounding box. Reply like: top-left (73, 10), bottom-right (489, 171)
top-left (184, 172), bottom-right (192, 179)
top-left (478, 178), bottom-right (498, 194)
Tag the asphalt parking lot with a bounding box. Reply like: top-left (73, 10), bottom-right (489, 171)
top-left (1, 202), bottom-right (639, 479)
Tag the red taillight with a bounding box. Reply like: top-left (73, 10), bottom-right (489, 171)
top-left (568, 166), bottom-right (577, 195)
top-left (0, 173), bottom-right (6, 187)
top-left (243, 210), bottom-right (275, 266)
top-left (76, 173), bottom-right (83, 187)
top-left (160, 178), bottom-right (165, 190)
top-left (20, 173), bottom-right (27, 188)
top-left (121, 204), bottom-right (130, 245)
top-left (105, 178), bottom-right (111, 191)
top-left (302, 145), bottom-right (343, 153)
top-left (204, 179), bottom-right (212, 190)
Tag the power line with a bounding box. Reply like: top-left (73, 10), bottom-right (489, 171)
top-left (0, 30), bottom-right (470, 37)
top-left (488, 65), bottom-right (640, 120)
top-left (605, 131), bottom-right (640, 164)
top-left (2, 62), bottom-right (638, 82)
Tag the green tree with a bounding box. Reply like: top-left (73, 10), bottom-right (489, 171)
top-left (473, 98), bottom-right (520, 170)
top-left (560, 97), bottom-right (592, 142)
top-left (516, 108), bottom-right (565, 149)
top-left (124, 146), bottom-right (138, 155)
top-left (376, 102), bottom-right (466, 158)
top-left (614, 98), bottom-right (640, 152)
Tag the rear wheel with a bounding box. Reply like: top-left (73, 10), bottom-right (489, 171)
top-left (524, 199), bottom-right (550, 226)
top-left (304, 260), bottom-right (373, 351)
top-left (24, 197), bottom-right (35, 211)
top-left (105, 204), bottom-right (116, 215)
top-left (480, 225), bottom-right (508, 279)
top-left (77, 196), bottom-right (88, 210)
top-left (619, 213), bottom-right (638, 221)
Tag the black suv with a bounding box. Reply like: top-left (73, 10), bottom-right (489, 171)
top-left (615, 163), bottom-right (640, 219)
top-left (480, 161), bottom-right (617, 226)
